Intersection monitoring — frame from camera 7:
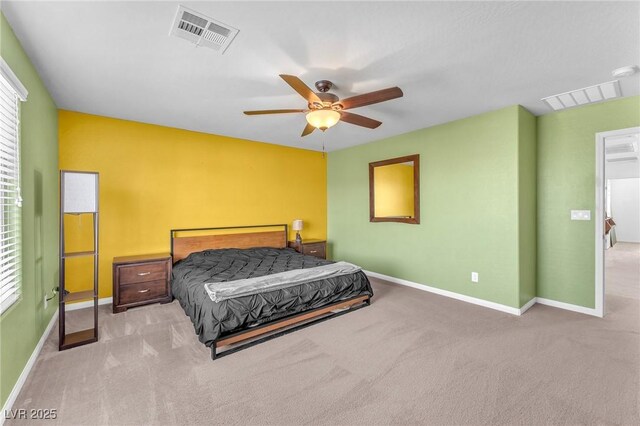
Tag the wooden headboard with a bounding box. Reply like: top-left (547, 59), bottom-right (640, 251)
top-left (170, 224), bottom-right (288, 263)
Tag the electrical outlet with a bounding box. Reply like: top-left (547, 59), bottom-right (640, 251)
top-left (471, 272), bottom-right (479, 283)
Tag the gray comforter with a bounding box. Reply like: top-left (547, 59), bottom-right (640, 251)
top-left (171, 247), bottom-right (373, 347)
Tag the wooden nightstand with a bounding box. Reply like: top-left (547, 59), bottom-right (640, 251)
top-left (288, 239), bottom-right (327, 259)
top-left (112, 253), bottom-right (172, 313)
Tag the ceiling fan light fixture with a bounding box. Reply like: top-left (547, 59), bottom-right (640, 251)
top-left (244, 75), bottom-right (404, 136)
top-left (306, 109), bottom-right (340, 131)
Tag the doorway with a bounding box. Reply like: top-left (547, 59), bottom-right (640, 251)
top-left (596, 127), bottom-right (640, 317)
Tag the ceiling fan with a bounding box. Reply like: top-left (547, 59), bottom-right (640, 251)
top-left (244, 75), bottom-right (403, 137)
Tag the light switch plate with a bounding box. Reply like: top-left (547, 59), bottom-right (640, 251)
top-left (571, 210), bottom-right (591, 221)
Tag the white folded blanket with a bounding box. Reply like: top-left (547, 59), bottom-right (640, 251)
top-left (204, 261), bottom-right (362, 303)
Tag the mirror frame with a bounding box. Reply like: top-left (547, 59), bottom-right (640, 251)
top-left (369, 154), bottom-right (420, 224)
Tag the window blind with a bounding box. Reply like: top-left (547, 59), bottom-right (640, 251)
top-left (0, 74), bottom-right (22, 315)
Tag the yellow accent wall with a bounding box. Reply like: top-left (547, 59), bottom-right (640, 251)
top-left (373, 163), bottom-right (414, 217)
top-left (59, 111), bottom-right (327, 298)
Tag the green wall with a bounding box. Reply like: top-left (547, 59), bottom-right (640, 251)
top-left (328, 105), bottom-right (535, 309)
top-left (0, 13), bottom-right (59, 408)
top-left (517, 107), bottom-right (537, 306)
top-left (537, 96), bottom-right (640, 307)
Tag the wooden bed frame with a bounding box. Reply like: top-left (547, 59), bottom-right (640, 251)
top-left (170, 224), bottom-right (371, 360)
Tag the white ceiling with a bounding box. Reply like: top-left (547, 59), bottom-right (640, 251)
top-left (2, 0), bottom-right (639, 152)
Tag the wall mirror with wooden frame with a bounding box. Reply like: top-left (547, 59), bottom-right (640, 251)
top-left (369, 154), bottom-right (420, 224)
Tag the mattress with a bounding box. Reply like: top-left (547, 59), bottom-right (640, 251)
top-left (171, 247), bottom-right (373, 347)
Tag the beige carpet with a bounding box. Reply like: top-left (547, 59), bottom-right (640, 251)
top-left (7, 276), bottom-right (639, 425)
top-left (606, 242), bottom-right (640, 300)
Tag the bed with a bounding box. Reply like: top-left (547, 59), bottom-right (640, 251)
top-left (170, 224), bottom-right (373, 359)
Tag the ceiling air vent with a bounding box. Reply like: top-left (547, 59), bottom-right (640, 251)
top-left (542, 80), bottom-right (621, 111)
top-left (170, 6), bottom-right (239, 54)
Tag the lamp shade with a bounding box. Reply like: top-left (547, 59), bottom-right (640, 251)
top-left (306, 109), bottom-right (340, 131)
top-left (62, 171), bottom-right (98, 213)
top-left (292, 219), bottom-right (303, 231)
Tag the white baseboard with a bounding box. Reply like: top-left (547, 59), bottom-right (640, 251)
top-left (519, 297), bottom-right (537, 314)
top-left (364, 270), bottom-right (528, 316)
top-left (1, 309), bottom-right (58, 424)
top-left (65, 296), bottom-right (112, 311)
top-left (365, 270), bottom-right (601, 318)
top-left (535, 297), bottom-right (601, 317)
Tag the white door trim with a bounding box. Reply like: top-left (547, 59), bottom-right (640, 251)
top-left (594, 126), bottom-right (640, 318)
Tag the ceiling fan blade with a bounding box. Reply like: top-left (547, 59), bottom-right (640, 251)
top-left (339, 87), bottom-right (403, 110)
top-left (279, 74), bottom-right (322, 104)
top-left (301, 123), bottom-right (315, 137)
top-left (339, 111), bottom-right (382, 129)
top-left (244, 109), bottom-right (306, 115)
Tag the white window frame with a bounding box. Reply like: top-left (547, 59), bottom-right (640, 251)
top-left (0, 57), bottom-right (27, 315)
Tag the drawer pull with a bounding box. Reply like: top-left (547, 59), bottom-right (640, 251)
top-left (310, 250), bottom-right (318, 254)
top-left (138, 289), bottom-right (150, 293)
top-left (137, 272), bottom-right (151, 276)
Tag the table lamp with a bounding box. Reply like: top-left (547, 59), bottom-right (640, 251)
top-left (292, 219), bottom-right (303, 244)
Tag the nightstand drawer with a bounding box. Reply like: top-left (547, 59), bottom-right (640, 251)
top-left (119, 280), bottom-right (168, 305)
top-left (288, 240), bottom-right (327, 260)
top-left (118, 262), bottom-right (167, 285)
top-left (113, 253), bottom-right (172, 313)
top-left (302, 243), bottom-right (326, 259)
